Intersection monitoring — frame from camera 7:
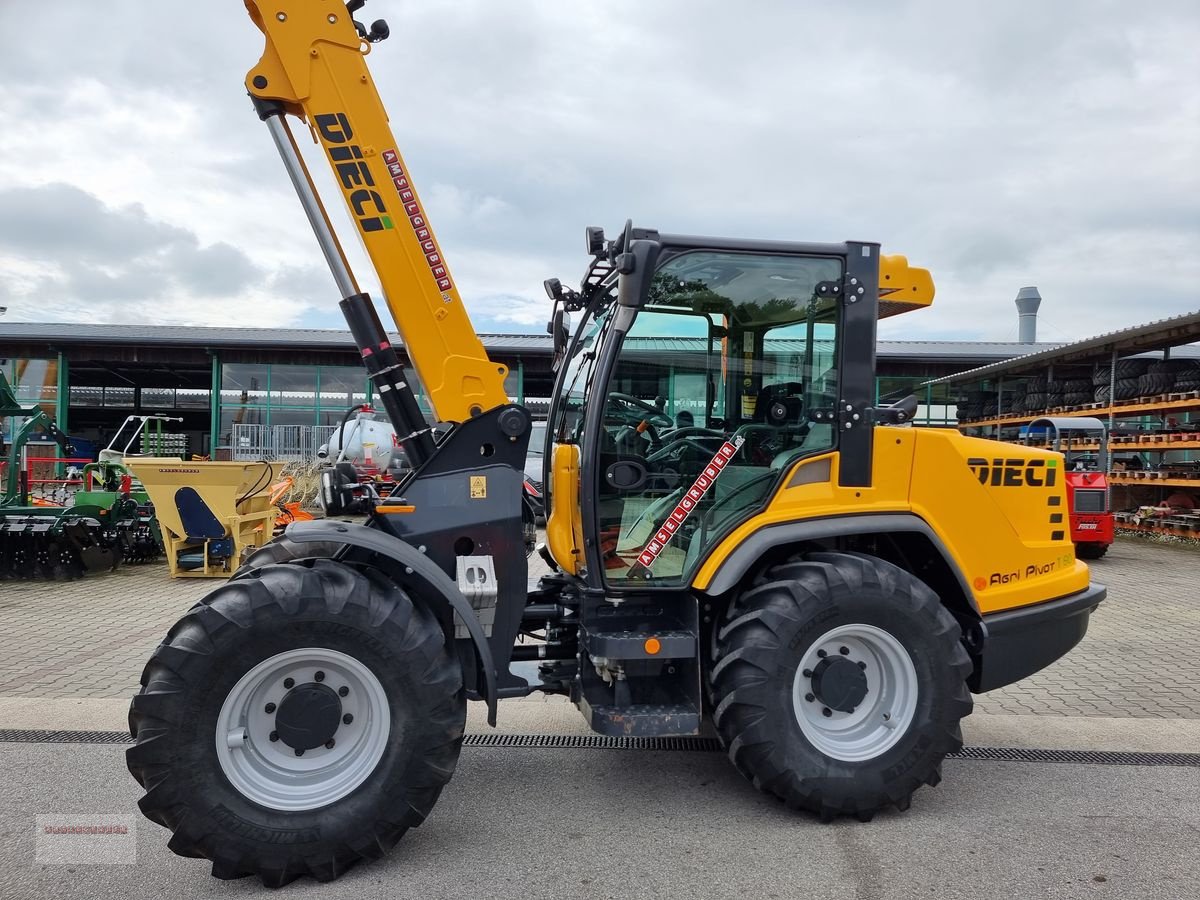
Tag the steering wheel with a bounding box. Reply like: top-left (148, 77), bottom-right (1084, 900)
top-left (608, 392), bottom-right (673, 428)
top-left (647, 436), bottom-right (719, 465)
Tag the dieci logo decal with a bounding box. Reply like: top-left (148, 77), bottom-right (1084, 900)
top-left (314, 113), bottom-right (393, 234)
top-left (966, 457), bottom-right (1057, 488)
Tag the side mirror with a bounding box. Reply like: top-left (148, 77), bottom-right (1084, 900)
top-left (550, 308), bottom-right (571, 369)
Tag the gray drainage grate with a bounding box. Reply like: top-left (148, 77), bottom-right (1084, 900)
top-left (0, 729), bottom-right (133, 745)
top-left (464, 733), bottom-right (721, 751)
top-left (950, 745), bottom-right (1200, 768)
top-left (1, 729), bottom-right (1197, 768)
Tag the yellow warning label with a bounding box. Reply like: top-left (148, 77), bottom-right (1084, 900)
top-left (470, 475), bottom-right (487, 499)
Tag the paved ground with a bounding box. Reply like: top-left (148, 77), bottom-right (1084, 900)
top-left (1, 742), bottom-right (1197, 900)
top-left (0, 535), bottom-right (1197, 718)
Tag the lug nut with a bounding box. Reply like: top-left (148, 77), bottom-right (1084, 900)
top-left (816, 649), bottom-right (827, 658)
top-left (338, 686), bottom-right (349, 697)
top-left (804, 693), bottom-right (815, 703)
top-left (269, 731), bottom-right (279, 742)
top-left (802, 669), bottom-right (813, 678)
top-left (343, 713), bottom-right (354, 725)
top-left (294, 748), bottom-right (304, 757)
top-left (325, 739), bottom-right (336, 749)
top-left (839, 646), bottom-right (850, 655)
top-left (264, 702), bottom-right (276, 714)
top-left (822, 707), bottom-right (833, 718)
top-left (315, 671), bottom-right (325, 682)
top-left (858, 661), bottom-right (867, 670)
top-left (283, 677), bottom-right (295, 689)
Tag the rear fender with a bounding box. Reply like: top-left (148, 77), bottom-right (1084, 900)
top-left (695, 514), bottom-right (984, 653)
top-left (284, 520), bottom-right (498, 725)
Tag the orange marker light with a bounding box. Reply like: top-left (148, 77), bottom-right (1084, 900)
top-left (644, 637), bottom-right (661, 655)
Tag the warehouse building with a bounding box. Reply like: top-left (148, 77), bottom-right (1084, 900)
top-left (1, 321), bottom-right (1056, 459)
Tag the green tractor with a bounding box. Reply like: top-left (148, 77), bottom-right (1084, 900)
top-left (0, 372), bottom-right (161, 577)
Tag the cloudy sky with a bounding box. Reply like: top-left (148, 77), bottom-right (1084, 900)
top-left (0, 0), bottom-right (1197, 342)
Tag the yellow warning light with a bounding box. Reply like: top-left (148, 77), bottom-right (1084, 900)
top-left (644, 637), bottom-right (661, 655)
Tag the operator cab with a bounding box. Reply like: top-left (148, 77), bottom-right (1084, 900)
top-left (545, 226), bottom-right (861, 589)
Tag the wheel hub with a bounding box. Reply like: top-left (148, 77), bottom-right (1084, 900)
top-left (274, 682), bottom-right (343, 751)
top-left (810, 656), bottom-right (868, 713)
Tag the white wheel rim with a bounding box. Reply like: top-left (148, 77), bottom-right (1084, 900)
top-left (215, 647), bottom-right (391, 811)
top-left (791, 623), bottom-right (919, 763)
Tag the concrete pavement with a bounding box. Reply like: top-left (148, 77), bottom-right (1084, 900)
top-left (1, 740), bottom-right (1197, 900)
top-left (3, 537), bottom-right (1199, 718)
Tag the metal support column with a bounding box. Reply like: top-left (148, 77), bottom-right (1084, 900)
top-left (54, 352), bottom-right (69, 436)
top-left (209, 352), bottom-right (221, 457)
top-left (1108, 349), bottom-right (1117, 511)
top-left (55, 352), bottom-right (69, 477)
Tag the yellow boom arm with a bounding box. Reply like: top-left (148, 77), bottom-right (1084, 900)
top-left (244, 0), bottom-right (508, 423)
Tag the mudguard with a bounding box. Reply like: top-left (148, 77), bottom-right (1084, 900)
top-left (285, 520), bottom-right (499, 725)
top-left (697, 512), bottom-right (978, 615)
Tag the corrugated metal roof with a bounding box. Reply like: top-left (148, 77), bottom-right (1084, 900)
top-left (930, 309), bottom-right (1200, 385)
top-left (0, 322), bottom-right (1054, 363)
top-left (0, 322), bottom-right (548, 355)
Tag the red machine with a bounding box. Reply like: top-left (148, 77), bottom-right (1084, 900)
top-left (1025, 417), bottom-right (1114, 559)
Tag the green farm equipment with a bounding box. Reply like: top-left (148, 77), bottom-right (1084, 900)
top-left (0, 373), bottom-right (162, 577)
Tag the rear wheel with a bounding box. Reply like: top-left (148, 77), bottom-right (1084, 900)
top-left (127, 559), bottom-right (466, 885)
top-left (1075, 541), bottom-right (1109, 560)
top-left (710, 552), bottom-right (972, 820)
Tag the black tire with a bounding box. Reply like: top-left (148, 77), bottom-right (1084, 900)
top-left (709, 552), bottom-right (972, 821)
top-left (1114, 359), bottom-right (1151, 379)
top-left (239, 534), bottom-right (348, 571)
top-left (1075, 542), bottom-right (1109, 560)
top-left (1138, 372), bottom-right (1174, 396)
top-left (1023, 392), bottom-right (1045, 412)
top-left (1114, 377), bottom-right (1141, 401)
top-left (1094, 385), bottom-right (1111, 404)
top-left (127, 560), bottom-right (466, 886)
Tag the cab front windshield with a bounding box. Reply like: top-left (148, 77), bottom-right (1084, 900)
top-left (552, 249), bottom-right (842, 586)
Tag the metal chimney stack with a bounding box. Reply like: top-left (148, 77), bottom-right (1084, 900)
top-left (1015, 286), bottom-right (1041, 343)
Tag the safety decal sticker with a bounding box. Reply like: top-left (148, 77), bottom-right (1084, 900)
top-left (635, 436), bottom-right (746, 570)
top-left (382, 149), bottom-right (454, 300)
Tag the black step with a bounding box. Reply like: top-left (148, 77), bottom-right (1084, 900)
top-left (580, 626), bottom-right (696, 659)
top-left (581, 701), bottom-right (700, 738)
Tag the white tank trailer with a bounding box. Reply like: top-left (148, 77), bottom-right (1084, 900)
top-left (316, 413), bottom-right (401, 472)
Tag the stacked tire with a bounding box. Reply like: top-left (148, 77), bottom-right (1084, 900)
top-left (1022, 376), bottom-right (1046, 414)
top-left (1062, 378), bottom-right (1092, 408)
top-left (1092, 359), bottom-right (1152, 402)
top-left (1176, 362), bottom-right (1200, 392)
top-left (1045, 379), bottom-right (1063, 409)
top-left (956, 391), bottom-right (985, 422)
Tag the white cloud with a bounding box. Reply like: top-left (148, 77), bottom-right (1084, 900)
top-left (0, 0), bottom-right (1196, 341)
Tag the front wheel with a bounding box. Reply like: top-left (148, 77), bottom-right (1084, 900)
top-left (127, 559), bottom-right (466, 885)
top-left (1075, 541), bottom-right (1109, 560)
top-left (710, 552), bottom-right (972, 820)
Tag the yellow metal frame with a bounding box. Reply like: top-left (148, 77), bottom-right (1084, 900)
top-left (692, 431), bottom-right (1091, 615)
top-left (244, 0), bottom-right (508, 423)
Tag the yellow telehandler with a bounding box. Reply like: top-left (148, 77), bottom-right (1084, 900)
top-left (126, 0), bottom-right (1104, 884)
